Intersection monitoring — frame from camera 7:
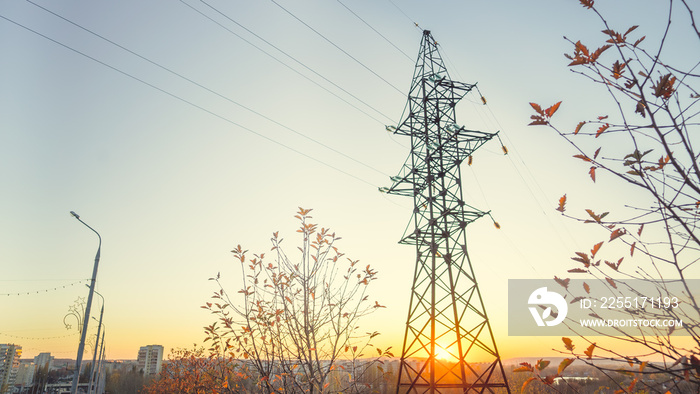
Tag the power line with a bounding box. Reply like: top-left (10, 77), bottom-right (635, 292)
top-left (385, 0), bottom-right (422, 32)
top-left (481, 99), bottom-right (583, 252)
top-left (193, 0), bottom-right (394, 124)
top-left (335, 0), bottom-right (414, 62)
top-left (0, 12), bottom-right (381, 188)
top-left (193, 0), bottom-right (414, 166)
top-left (268, 0), bottom-right (406, 96)
top-left (26, 0), bottom-right (389, 179)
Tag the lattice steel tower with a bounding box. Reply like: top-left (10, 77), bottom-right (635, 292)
top-left (380, 30), bottom-right (510, 393)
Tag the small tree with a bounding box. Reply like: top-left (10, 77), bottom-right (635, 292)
top-left (522, 0), bottom-right (700, 392)
top-left (105, 365), bottom-right (150, 393)
top-left (144, 346), bottom-right (250, 393)
top-left (203, 208), bottom-right (392, 393)
top-left (31, 363), bottom-right (49, 394)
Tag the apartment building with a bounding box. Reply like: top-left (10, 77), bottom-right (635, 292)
top-left (137, 345), bottom-right (164, 376)
top-left (0, 344), bottom-right (21, 394)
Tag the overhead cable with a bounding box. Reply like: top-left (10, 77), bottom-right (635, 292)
top-left (0, 13), bottom-right (381, 189)
top-left (335, 0), bottom-right (414, 62)
top-left (27, 0), bottom-right (390, 178)
top-left (195, 0), bottom-right (394, 124)
top-left (268, 0), bottom-right (406, 96)
top-left (385, 0), bottom-right (423, 32)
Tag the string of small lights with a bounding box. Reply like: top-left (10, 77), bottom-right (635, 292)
top-left (0, 279), bottom-right (90, 297)
top-left (0, 331), bottom-right (78, 341)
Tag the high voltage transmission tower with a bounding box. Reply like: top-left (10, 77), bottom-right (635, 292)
top-left (380, 30), bottom-right (510, 393)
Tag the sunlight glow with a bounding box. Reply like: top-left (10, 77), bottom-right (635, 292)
top-left (434, 345), bottom-right (452, 361)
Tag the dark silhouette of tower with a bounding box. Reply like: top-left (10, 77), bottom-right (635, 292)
top-left (381, 30), bottom-right (510, 393)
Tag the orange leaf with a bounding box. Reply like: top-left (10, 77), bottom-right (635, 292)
top-left (585, 209), bottom-right (608, 223)
top-left (556, 194), bottom-right (567, 213)
top-left (593, 147), bottom-right (601, 159)
top-left (529, 118), bottom-right (548, 126)
top-left (554, 276), bottom-right (570, 289)
top-left (562, 337), bottom-right (575, 351)
top-left (595, 124), bottom-right (609, 138)
top-left (653, 73), bottom-right (676, 99)
top-left (522, 377), bottom-right (537, 391)
top-left (584, 343), bottom-right (596, 359)
top-left (605, 258), bottom-right (623, 271)
top-left (589, 167), bottom-right (596, 182)
top-left (583, 282), bottom-right (590, 294)
top-left (546, 101), bottom-right (562, 117)
top-left (630, 242), bottom-right (636, 256)
top-left (591, 242), bottom-right (603, 258)
top-left (574, 154), bottom-right (591, 162)
top-left (610, 228), bottom-right (625, 241)
top-left (513, 363), bottom-right (533, 373)
top-left (605, 277), bottom-right (617, 289)
top-left (579, 0), bottom-right (594, 9)
top-left (591, 44), bottom-right (612, 61)
top-left (558, 357), bottom-right (575, 374)
top-left (530, 102), bottom-right (545, 116)
top-left (568, 268), bottom-right (588, 273)
top-left (574, 121), bottom-right (585, 134)
top-left (575, 41), bottom-right (590, 57)
top-left (572, 251), bottom-right (591, 267)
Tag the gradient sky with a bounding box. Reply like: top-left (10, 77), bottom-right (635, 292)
top-left (1, 0), bottom-right (694, 361)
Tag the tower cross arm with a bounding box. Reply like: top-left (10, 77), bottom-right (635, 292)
top-left (435, 79), bottom-right (476, 94)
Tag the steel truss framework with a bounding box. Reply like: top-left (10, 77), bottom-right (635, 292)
top-left (381, 30), bottom-right (510, 393)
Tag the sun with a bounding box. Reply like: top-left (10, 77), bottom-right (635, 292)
top-left (435, 346), bottom-right (451, 361)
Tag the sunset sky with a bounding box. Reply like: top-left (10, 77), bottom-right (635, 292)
top-left (1, 0), bottom-right (694, 362)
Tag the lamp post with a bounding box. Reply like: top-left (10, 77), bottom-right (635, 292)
top-left (89, 316), bottom-right (105, 394)
top-left (96, 332), bottom-right (106, 394)
top-left (88, 288), bottom-right (104, 394)
top-left (70, 211), bottom-right (101, 394)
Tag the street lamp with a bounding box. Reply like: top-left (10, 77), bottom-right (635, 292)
top-left (96, 332), bottom-right (106, 394)
top-left (69, 211), bottom-right (101, 394)
top-left (89, 316), bottom-right (105, 394)
top-left (88, 288), bottom-right (105, 394)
